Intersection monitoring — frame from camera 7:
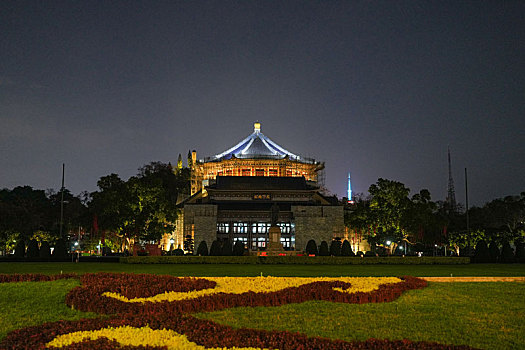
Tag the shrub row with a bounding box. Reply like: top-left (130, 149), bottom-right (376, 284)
top-left (0, 273), bottom-right (77, 283)
top-left (120, 255), bottom-right (470, 265)
top-left (473, 240), bottom-right (524, 263)
top-left (12, 239), bottom-right (68, 260)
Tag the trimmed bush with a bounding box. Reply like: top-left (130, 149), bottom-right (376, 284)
top-left (488, 242), bottom-right (500, 263)
top-left (460, 246), bottom-right (475, 257)
top-left (515, 241), bottom-right (524, 260)
top-left (39, 241), bottom-right (51, 259)
top-left (318, 241), bottom-right (329, 256)
top-left (305, 240), bottom-right (318, 255)
top-left (356, 251), bottom-right (364, 257)
top-left (341, 240), bottom-right (354, 256)
top-left (52, 239), bottom-right (68, 261)
top-left (500, 240), bottom-right (515, 263)
top-left (196, 241), bottom-right (209, 256)
top-left (209, 240), bottom-right (221, 256)
top-left (474, 241), bottom-right (490, 263)
top-left (233, 241), bottom-right (245, 256)
top-left (221, 240), bottom-right (233, 256)
top-left (173, 248), bottom-right (184, 256)
top-left (329, 240), bottom-right (342, 256)
top-left (14, 239), bottom-right (26, 258)
top-left (26, 239), bottom-right (40, 258)
top-left (364, 251), bottom-right (376, 257)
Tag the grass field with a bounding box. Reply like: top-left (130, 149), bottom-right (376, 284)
top-left (0, 279), bottom-right (97, 341)
top-left (197, 282), bottom-right (525, 350)
top-left (1, 262), bottom-right (525, 277)
top-left (0, 263), bottom-right (524, 349)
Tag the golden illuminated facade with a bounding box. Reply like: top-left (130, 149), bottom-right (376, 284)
top-left (190, 123), bottom-right (324, 195)
top-left (171, 122), bottom-right (344, 255)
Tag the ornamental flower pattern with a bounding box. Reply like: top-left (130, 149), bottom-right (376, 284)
top-left (0, 273), bottom-right (475, 350)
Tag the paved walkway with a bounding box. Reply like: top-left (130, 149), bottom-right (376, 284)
top-left (422, 276), bottom-right (525, 282)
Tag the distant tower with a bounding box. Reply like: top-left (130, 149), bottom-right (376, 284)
top-left (187, 150), bottom-right (192, 168)
top-left (446, 147), bottom-right (457, 212)
top-left (177, 154), bottom-right (183, 170)
top-left (347, 172), bottom-right (352, 201)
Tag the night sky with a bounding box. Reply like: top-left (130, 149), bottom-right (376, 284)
top-left (1, 1), bottom-right (524, 206)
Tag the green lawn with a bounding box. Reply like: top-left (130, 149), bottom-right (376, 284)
top-left (198, 282), bottom-right (525, 350)
top-left (0, 263), bottom-right (524, 348)
top-left (1, 262), bottom-right (524, 276)
top-left (0, 279), bottom-right (97, 341)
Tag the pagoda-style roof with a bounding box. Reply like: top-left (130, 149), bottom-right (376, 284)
top-left (207, 122), bottom-right (302, 162)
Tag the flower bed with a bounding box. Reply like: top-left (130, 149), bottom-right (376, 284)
top-left (0, 273), bottom-right (475, 350)
top-left (0, 273), bottom-right (77, 283)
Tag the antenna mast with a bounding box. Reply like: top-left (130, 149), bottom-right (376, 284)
top-left (447, 147), bottom-right (457, 212)
top-left (59, 163), bottom-right (65, 238)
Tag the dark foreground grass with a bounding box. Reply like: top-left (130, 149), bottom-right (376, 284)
top-left (0, 279), bottom-right (97, 341)
top-left (198, 282), bottom-right (525, 350)
top-left (1, 262), bottom-right (524, 276)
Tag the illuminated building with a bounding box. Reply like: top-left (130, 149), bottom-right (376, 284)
top-left (171, 123), bottom-right (345, 254)
top-left (189, 122), bottom-right (325, 195)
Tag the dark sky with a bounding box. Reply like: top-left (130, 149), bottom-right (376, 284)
top-left (1, 0), bottom-right (524, 206)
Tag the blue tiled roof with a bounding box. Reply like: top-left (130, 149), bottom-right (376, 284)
top-left (210, 123), bottom-right (301, 161)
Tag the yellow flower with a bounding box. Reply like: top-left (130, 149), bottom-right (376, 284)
top-left (103, 277), bottom-right (401, 303)
top-left (47, 325), bottom-right (271, 349)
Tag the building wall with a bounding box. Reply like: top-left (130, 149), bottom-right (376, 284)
top-left (292, 205), bottom-right (345, 251)
top-left (183, 204), bottom-right (218, 254)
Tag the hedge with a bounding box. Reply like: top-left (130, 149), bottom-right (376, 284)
top-left (120, 256), bottom-right (470, 265)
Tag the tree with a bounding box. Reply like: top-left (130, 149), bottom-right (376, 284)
top-left (488, 242), bottom-right (500, 262)
top-left (347, 180), bottom-right (446, 254)
top-left (89, 163), bottom-right (190, 251)
top-left (318, 241), bottom-right (329, 256)
top-left (363, 179), bottom-right (412, 252)
top-left (196, 241), bottom-right (209, 256)
top-left (329, 240), bottom-right (342, 256)
top-left (341, 240), bottom-right (354, 256)
top-left (0, 231), bottom-right (18, 256)
top-left (305, 240), bottom-right (318, 255)
top-left (473, 241), bottom-right (490, 263)
top-left (52, 239), bottom-right (68, 261)
top-left (26, 239), bottom-right (39, 258)
top-left (14, 239), bottom-right (25, 258)
top-left (515, 242), bottom-right (524, 261)
top-left (209, 240), bottom-right (221, 256)
top-left (233, 241), bottom-right (245, 256)
top-left (500, 240), bottom-right (515, 263)
top-left (448, 229), bottom-right (485, 257)
top-left (221, 240), bottom-right (233, 256)
top-left (48, 189), bottom-right (89, 240)
top-left (0, 186), bottom-right (52, 241)
top-left (39, 241), bottom-right (51, 259)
